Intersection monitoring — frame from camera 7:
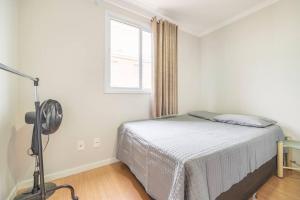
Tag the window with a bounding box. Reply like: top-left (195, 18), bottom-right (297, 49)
top-left (105, 13), bottom-right (152, 93)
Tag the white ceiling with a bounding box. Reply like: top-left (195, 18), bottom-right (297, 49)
top-left (105, 0), bottom-right (280, 37)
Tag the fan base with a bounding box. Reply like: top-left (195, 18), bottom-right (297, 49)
top-left (14, 182), bottom-right (56, 200)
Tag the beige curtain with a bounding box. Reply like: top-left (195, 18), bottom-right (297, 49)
top-left (151, 17), bottom-right (178, 118)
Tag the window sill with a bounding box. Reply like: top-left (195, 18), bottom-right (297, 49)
top-left (104, 88), bottom-right (152, 94)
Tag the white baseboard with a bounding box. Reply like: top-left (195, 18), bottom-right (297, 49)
top-left (6, 186), bottom-right (17, 200)
top-left (16, 157), bottom-right (119, 191)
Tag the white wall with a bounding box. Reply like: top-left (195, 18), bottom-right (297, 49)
top-left (0, 0), bottom-right (18, 198)
top-left (199, 0), bottom-right (300, 141)
top-left (17, 0), bottom-right (201, 183)
top-left (178, 31), bottom-right (202, 114)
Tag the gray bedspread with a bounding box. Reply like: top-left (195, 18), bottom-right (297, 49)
top-left (116, 115), bottom-right (284, 200)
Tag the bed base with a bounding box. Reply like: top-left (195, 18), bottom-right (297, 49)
top-left (216, 156), bottom-right (277, 200)
top-left (129, 156), bottom-right (276, 200)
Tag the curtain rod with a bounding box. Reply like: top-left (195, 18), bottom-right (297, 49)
top-left (0, 62), bottom-right (37, 82)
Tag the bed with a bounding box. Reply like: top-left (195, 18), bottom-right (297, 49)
top-left (116, 115), bottom-right (284, 200)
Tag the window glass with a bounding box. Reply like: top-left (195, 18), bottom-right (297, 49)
top-left (106, 16), bottom-right (152, 93)
top-left (110, 20), bottom-right (139, 88)
top-left (142, 31), bottom-right (152, 90)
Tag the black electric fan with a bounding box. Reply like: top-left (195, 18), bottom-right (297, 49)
top-left (0, 62), bottom-right (78, 200)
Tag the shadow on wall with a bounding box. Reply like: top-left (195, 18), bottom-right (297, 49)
top-left (7, 125), bottom-right (35, 184)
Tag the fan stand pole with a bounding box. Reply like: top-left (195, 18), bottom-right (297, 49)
top-left (34, 79), bottom-right (46, 200)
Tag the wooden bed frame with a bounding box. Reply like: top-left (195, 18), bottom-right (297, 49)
top-left (217, 156), bottom-right (277, 200)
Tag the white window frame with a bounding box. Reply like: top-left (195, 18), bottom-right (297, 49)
top-left (105, 11), bottom-right (152, 94)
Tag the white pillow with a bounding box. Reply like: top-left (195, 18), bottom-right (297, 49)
top-left (213, 114), bottom-right (277, 128)
top-left (188, 111), bottom-right (219, 121)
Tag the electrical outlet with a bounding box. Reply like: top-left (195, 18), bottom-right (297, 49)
top-left (94, 138), bottom-right (101, 148)
top-left (77, 140), bottom-right (85, 151)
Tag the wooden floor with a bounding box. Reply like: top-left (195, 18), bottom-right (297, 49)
top-left (47, 162), bottom-right (300, 200)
